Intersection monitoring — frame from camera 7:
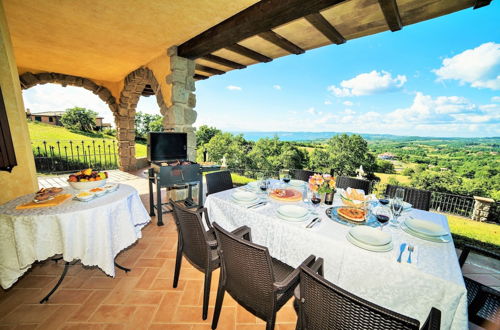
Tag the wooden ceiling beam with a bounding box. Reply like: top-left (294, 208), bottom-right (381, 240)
top-left (194, 74), bottom-right (209, 81)
top-left (178, 0), bottom-right (348, 59)
top-left (305, 13), bottom-right (345, 44)
top-left (473, 0), bottom-right (492, 9)
top-left (258, 31), bottom-right (304, 54)
top-left (195, 64), bottom-right (225, 75)
top-left (378, 0), bottom-right (403, 32)
top-left (225, 44), bottom-right (273, 63)
top-left (201, 54), bottom-right (246, 69)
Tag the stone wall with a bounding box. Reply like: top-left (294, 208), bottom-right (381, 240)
top-left (472, 196), bottom-right (495, 222)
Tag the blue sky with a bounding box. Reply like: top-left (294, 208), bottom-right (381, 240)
top-left (23, 2), bottom-right (500, 137)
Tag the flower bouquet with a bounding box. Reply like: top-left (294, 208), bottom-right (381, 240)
top-left (308, 174), bottom-right (336, 205)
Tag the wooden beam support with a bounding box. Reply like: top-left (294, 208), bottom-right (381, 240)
top-left (201, 54), bottom-right (246, 69)
top-left (473, 0), bottom-right (492, 9)
top-left (194, 74), bottom-right (209, 81)
top-left (305, 13), bottom-right (345, 44)
top-left (178, 0), bottom-right (348, 59)
top-left (195, 64), bottom-right (225, 75)
top-left (258, 31), bottom-right (304, 54)
top-left (378, 0), bottom-right (402, 32)
top-left (225, 44), bottom-right (273, 63)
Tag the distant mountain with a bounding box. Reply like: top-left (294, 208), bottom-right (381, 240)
top-left (229, 131), bottom-right (499, 143)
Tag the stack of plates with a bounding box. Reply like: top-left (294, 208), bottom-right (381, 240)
top-left (276, 205), bottom-right (309, 222)
top-left (231, 191), bottom-right (259, 205)
top-left (401, 218), bottom-right (451, 243)
top-left (289, 180), bottom-right (305, 187)
top-left (246, 181), bottom-right (259, 191)
top-left (347, 226), bottom-right (393, 252)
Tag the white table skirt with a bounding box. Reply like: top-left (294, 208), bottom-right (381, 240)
top-left (205, 188), bottom-right (468, 330)
top-left (0, 184), bottom-right (150, 289)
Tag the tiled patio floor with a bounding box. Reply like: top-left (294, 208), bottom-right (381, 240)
top-left (0, 170), bottom-right (497, 329)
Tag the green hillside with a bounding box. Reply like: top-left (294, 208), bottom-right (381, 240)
top-left (27, 121), bottom-right (147, 157)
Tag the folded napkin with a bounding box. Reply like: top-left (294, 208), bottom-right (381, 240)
top-left (396, 245), bottom-right (419, 266)
top-left (16, 194), bottom-right (73, 210)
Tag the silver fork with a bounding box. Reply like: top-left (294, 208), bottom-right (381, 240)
top-left (407, 245), bottom-right (414, 264)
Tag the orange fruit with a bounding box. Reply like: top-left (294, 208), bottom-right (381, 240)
top-left (89, 178), bottom-right (95, 182)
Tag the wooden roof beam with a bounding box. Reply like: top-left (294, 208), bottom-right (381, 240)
top-left (195, 64), bottom-right (225, 75)
top-left (225, 44), bottom-right (273, 63)
top-left (473, 0), bottom-right (492, 9)
top-left (378, 0), bottom-right (403, 32)
top-left (201, 54), bottom-right (246, 69)
top-left (258, 31), bottom-right (304, 54)
top-left (178, 0), bottom-right (348, 59)
top-left (194, 74), bottom-right (209, 81)
top-left (305, 13), bottom-right (345, 44)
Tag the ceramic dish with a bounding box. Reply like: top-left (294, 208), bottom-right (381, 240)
top-left (346, 233), bottom-right (393, 252)
top-left (404, 218), bottom-right (448, 237)
top-left (400, 222), bottom-right (451, 243)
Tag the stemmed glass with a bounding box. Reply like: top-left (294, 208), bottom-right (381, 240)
top-left (311, 192), bottom-right (321, 209)
top-left (390, 188), bottom-right (405, 227)
top-left (257, 172), bottom-right (268, 194)
top-left (373, 206), bottom-right (392, 231)
top-left (279, 169), bottom-right (291, 184)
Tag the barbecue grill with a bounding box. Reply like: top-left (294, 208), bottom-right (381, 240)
top-left (147, 132), bottom-right (219, 226)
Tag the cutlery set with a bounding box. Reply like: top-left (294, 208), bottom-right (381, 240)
top-left (397, 242), bottom-right (415, 264)
top-left (247, 201), bottom-right (267, 209)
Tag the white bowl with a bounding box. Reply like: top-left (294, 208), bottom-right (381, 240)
top-left (68, 179), bottom-right (107, 190)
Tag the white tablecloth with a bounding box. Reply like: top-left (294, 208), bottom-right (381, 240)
top-left (0, 184), bottom-right (150, 289)
top-left (205, 187), bottom-right (468, 330)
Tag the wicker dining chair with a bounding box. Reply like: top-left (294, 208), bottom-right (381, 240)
top-left (296, 258), bottom-right (441, 330)
top-left (211, 222), bottom-right (316, 330)
top-left (385, 185), bottom-right (432, 211)
top-left (291, 169), bottom-right (315, 182)
top-left (335, 176), bottom-right (373, 194)
top-left (170, 200), bottom-right (220, 320)
top-left (206, 170), bottom-right (233, 196)
top-left (458, 244), bottom-right (500, 328)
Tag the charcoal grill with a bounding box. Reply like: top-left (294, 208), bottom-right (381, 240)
top-left (147, 133), bottom-right (218, 226)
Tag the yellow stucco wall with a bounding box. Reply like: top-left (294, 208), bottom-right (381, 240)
top-left (146, 53), bottom-right (172, 108)
top-left (0, 1), bottom-right (38, 204)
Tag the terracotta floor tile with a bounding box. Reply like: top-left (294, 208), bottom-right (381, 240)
top-left (152, 292), bottom-right (182, 323)
top-left (149, 325), bottom-right (192, 330)
top-left (236, 305), bottom-right (258, 324)
top-left (123, 290), bottom-right (164, 305)
top-left (81, 277), bottom-right (121, 290)
top-left (102, 278), bottom-right (140, 304)
top-left (69, 290), bottom-right (111, 322)
top-left (48, 289), bottom-right (93, 305)
top-left (61, 276), bottom-right (87, 289)
top-left (127, 305), bottom-right (156, 330)
top-left (2, 304), bottom-right (60, 323)
top-left (134, 258), bottom-right (166, 268)
top-left (149, 278), bottom-right (185, 291)
top-left (13, 325), bottom-right (38, 330)
top-left (275, 305), bottom-right (297, 324)
top-left (88, 305), bottom-right (136, 323)
top-left (61, 323), bottom-right (105, 329)
top-left (38, 304), bottom-right (80, 329)
top-left (135, 268), bottom-right (161, 290)
top-left (15, 275), bottom-right (57, 289)
top-left (180, 280), bottom-right (203, 306)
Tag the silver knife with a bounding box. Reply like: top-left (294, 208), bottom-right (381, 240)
top-left (247, 201), bottom-right (266, 209)
top-left (306, 217), bottom-right (320, 228)
top-left (397, 243), bottom-right (407, 263)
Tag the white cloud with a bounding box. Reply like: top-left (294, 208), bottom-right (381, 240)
top-left (226, 85), bottom-right (242, 91)
top-left (273, 85), bottom-right (282, 90)
top-left (307, 107), bottom-right (322, 116)
top-left (492, 96), bottom-right (500, 102)
top-left (342, 109), bottom-right (356, 115)
top-left (342, 101), bottom-right (354, 106)
top-left (434, 42), bottom-right (500, 90)
top-left (327, 70), bottom-right (407, 97)
top-left (324, 100), bottom-right (332, 105)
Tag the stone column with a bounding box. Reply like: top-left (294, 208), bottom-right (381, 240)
top-left (471, 196), bottom-right (495, 222)
top-left (115, 113), bottom-right (136, 171)
top-left (164, 47), bottom-right (197, 161)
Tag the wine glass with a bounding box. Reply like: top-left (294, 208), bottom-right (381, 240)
top-left (311, 192), bottom-right (321, 209)
top-left (279, 169), bottom-right (291, 184)
top-left (390, 188), bottom-right (405, 226)
top-left (373, 206), bottom-right (392, 231)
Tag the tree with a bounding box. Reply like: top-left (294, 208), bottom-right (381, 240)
top-left (247, 137), bottom-right (308, 173)
top-left (135, 112), bottom-right (162, 140)
top-left (196, 125), bottom-right (222, 146)
top-left (375, 159), bottom-right (396, 174)
top-left (60, 107), bottom-right (97, 132)
top-left (204, 132), bottom-right (249, 168)
top-left (308, 148), bottom-right (329, 172)
top-left (324, 134), bottom-right (377, 177)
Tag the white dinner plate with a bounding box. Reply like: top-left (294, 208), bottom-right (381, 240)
top-left (276, 212), bottom-right (310, 222)
top-left (347, 233), bottom-right (393, 252)
top-left (277, 205), bottom-right (308, 218)
top-left (231, 196), bottom-right (260, 205)
top-left (401, 222), bottom-right (451, 243)
top-left (232, 191), bottom-right (258, 202)
top-left (404, 218), bottom-right (448, 237)
top-left (349, 226), bottom-right (392, 246)
top-left (289, 180), bottom-right (305, 187)
top-left (247, 181), bottom-right (259, 189)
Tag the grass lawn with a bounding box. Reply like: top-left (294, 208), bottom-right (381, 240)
top-left (447, 214), bottom-right (500, 253)
top-left (375, 172), bottom-right (411, 185)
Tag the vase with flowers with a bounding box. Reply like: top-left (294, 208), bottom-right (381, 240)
top-left (308, 173), bottom-right (336, 205)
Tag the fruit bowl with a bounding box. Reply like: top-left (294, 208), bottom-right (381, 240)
top-left (68, 179), bottom-right (106, 190)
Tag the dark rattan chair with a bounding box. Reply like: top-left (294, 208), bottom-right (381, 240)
top-left (385, 185), bottom-right (431, 211)
top-left (336, 176), bottom-right (372, 194)
top-left (211, 222), bottom-right (316, 330)
top-left (206, 170), bottom-right (233, 196)
top-left (170, 200), bottom-right (220, 320)
top-left (296, 258), bottom-right (441, 329)
top-left (459, 244), bottom-right (500, 328)
top-left (291, 169), bottom-right (315, 182)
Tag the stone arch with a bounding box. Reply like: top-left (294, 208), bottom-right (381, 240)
top-left (116, 67), bottom-right (167, 170)
top-left (19, 72), bottom-right (118, 114)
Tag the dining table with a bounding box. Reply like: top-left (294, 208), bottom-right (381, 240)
top-left (0, 183), bottom-right (151, 298)
top-left (204, 181), bottom-right (468, 330)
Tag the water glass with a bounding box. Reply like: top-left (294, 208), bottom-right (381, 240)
top-left (279, 169), bottom-right (291, 184)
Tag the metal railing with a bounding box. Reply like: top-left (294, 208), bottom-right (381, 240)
top-left (429, 191), bottom-right (475, 218)
top-left (32, 139), bottom-right (118, 173)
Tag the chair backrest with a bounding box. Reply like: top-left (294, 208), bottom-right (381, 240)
top-left (385, 185), bottom-right (431, 211)
top-left (206, 171), bottom-right (233, 195)
top-left (213, 222), bottom-right (276, 319)
top-left (292, 169), bottom-right (315, 182)
top-left (336, 176), bottom-right (372, 194)
top-left (298, 263), bottom-right (423, 330)
top-left (171, 201), bottom-right (213, 269)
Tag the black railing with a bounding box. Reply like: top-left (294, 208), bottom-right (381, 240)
top-left (429, 191), bottom-right (475, 218)
top-left (32, 139), bottom-right (118, 173)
